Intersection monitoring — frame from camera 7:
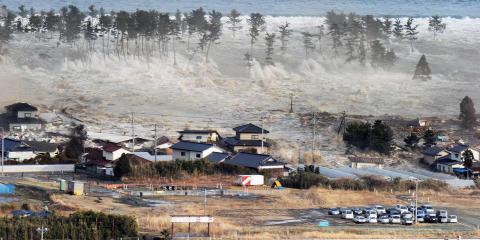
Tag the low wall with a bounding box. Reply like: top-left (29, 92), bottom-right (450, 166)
top-left (0, 164), bottom-right (75, 173)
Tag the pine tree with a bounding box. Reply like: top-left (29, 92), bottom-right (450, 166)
top-left (382, 18), bottom-right (393, 42)
top-left (278, 22), bottom-right (292, 53)
top-left (459, 96), bottom-right (477, 128)
top-left (423, 129), bottom-right (437, 147)
top-left (328, 23), bottom-right (343, 55)
top-left (370, 40), bottom-right (386, 68)
top-left (246, 13), bottom-right (266, 63)
top-left (404, 17), bottom-right (419, 52)
top-left (204, 10), bottom-right (222, 62)
top-left (369, 120), bottom-right (394, 155)
top-left (383, 49), bottom-right (397, 68)
top-left (392, 18), bottom-right (403, 39)
top-left (413, 54), bottom-right (431, 80)
top-left (404, 132), bottom-right (420, 149)
top-left (463, 149), bottom-right (474, 169)
top-left (264, 32), bottom-right (275, 65)
top-left (301, 32), bottom-right (315, 57)
top-left (226, 9), bottom-right (242, 38)
top-left (428, 15), bottom-right (446, 39)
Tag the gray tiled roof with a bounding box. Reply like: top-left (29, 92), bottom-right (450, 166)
top-left (171, 141), bottom-right (215, 152)
top-left (223, 137), bottom-right (271, 147)
top-left (233, 123), bottom-right (269, 134)
top-left (206, 152), bottom-right (229, 163)
top-left (224, 152), bottom-right (284, 169)
top-left (423, 146), bottom-right (445, 156)
top-left (449, 144), bottom-right (469, 153)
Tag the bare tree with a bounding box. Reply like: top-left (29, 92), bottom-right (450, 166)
top-left (264, 32), bottom-right (276, 65)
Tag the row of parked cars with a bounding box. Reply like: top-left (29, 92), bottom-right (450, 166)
top-left (327, 204), bottom-right (458, 225)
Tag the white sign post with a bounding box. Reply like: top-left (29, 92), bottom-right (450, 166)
top-left (171, 215), bottom-right (214, 238)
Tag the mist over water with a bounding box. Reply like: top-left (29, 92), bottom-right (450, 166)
top-left (1, 0), bottom-right (480, 17)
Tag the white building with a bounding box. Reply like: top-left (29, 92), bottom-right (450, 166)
top-left (102, 145), bottom-right (131, 161)
top-left (349, 157), bottom-right (385, 169)
top-left (171, 141), bottom-right (223, 160)
top-left (178, 130), bottom-right (221, 143)
top-left (449, 144), bottom-right (479, 162)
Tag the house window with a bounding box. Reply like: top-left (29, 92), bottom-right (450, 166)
top-left (24, 113), bottom-right (32, 118)
top-left (455, 154), bottom-right (459, 158)
top-left (196, 153), bottom-right (201, 158)
top-left (251, 135), bottom-right (259, 140)
top-left (181, 152), bottom-right (186, 156)
top-left (196, 136), bottom-right (202, 140)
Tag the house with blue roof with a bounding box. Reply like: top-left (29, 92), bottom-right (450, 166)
top-left (171, 141), bottom-right (224, 160)
top-left (448, 144), bottom-right (479, 162)
top-left (223, 123), bottom-right (271, 154)
top-left (223, 152), bottom-right (285, 177)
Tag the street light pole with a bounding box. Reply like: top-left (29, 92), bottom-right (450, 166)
top-left (1, 127), bottom-right (4, 176)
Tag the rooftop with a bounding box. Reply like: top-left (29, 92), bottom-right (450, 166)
top-left (348, 157), bottom-right (385, 165)
top-left (206, 152), bottom-right (230, 163)
top-left (423, 146), bottom-right (446, 156)
top-left (224, 152), bottom-right (284, 169)
top-left (5, 102), bottom-right (38, 112)
top-left (233, 123), bottom-right (269, 134)
top-left (178, 129), bottom-right (219, 134)
top-left (449, 144), bottom-right (470, 153)
top-left (171, 141), bottom-right (216, 152)
top-left (23, 141), bottom-right (58, 152)
top-left (103, 144), bottom-right (124, 153)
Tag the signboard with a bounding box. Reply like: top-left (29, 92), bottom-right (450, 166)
top-left (171, 216), bottom-right (214, 223)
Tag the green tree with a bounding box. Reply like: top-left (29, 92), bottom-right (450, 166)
top-left (65, 124), bottom-right (87, 161)
top-left (428, 15), bottom-right (446, 39)
top-left (278, 22), bottom-right (292, 53)
top-left (369, 120), bottom-right (394, 155)
top-left (423, 129), bottom-right (437, 147)
top-left (462, 149), bottom-right (474, 169)
top-left (413, 54), bottom-right (431, 80)
top-left (264, 32), bottom-right (276, 65)
top-left (301, 32), bottom-right (315, 57)
top-left (247, 12), bottom-right (266, 62)
top-left (343, 122), bottom-right (371, 150)
top-left (404, 132), bottom-right (420, 149)
top-left (404, 17), bottom-right (418, 52)
top-left (226, 9), bottom-right (242, 38)
top-left (392, 18), bottom-right (403, 39)
top-left (459, 96), bottom-right (477, 128)
top-left (114, 154), bottom-right (133, 178)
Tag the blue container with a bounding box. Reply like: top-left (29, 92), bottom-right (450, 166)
top-left (318, 220), bottom-right (330, 227)
top-left (0, 184), bottom-right (15, 194)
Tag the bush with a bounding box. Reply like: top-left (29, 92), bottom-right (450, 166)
top-left (280, 172), bottom-right (329, 189)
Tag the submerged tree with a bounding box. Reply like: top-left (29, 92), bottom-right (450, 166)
top-left (392, 18), bottom-right (403, 40)
top-left (264, 32), bottom-right (275, 65)
top-left (328, 23), bottom-right (343, 55)
top-left (246, 13), bottom-right (266, 63)
top-left (413, 54), bottom-right (431, 80)
top-left (423, 128), bottom-right (437, 147)
top-left (428, 15), bottom-right (446, 39)
top-left (369, 120), bottom-right (394, 155)
top-left (459, 96), bottom-right (477, 128)
top-left (278, 22), bottom-right (292, 53)
top-left (404, 17), bottom-right (419, 52)
top-left (404, 132), bottom-right (420, 149)
top-left (204, 10), bottom-right (223, 62)
top-left (463, 149), bottom-right (474, 170)
top-left (301, 32), bottom-right (315, 57)
top-left (65, 124), bottom-right (87, 160)
top-left (226, 9), bottom-right (242, 38)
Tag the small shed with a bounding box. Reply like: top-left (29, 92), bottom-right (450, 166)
top-left (349, 157), bottom-right (384, 169)
top-left (67, 181), bottom-right (84, 196)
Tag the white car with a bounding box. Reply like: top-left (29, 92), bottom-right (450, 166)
top-left (342, 210), bottom-right (354, 219)
top-left (354, 215), bottom-right (367, 224)
top-left (379, 215), bottom-right (390, 224)
top-left (448, 215), bottom-right (458, 223)
top-left (395, 205), bottom-right (409, 214)
top-left (421, 204), bottom-right (435, 215)
top-left (416, 214), bottom-right (425, 223)
top-left (367, 216), bottom-right (378, 223)
top-left (402, 216), bottom-right (413, 225)
top-left (438, 216), bottom-right (448, 223)
top-left (402, 212), bottom-right (413, 219)
top-left (390, 215), bottom-right (401, 224)
top-left (437, 209), bottom-right (448, 218)
top-left (366, 210), bottom-right (377, 218)
top-left (375, 205), bottom-right (386, 215)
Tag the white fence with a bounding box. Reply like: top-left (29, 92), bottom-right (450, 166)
top-left (0, 164), bottom-right (75, 173)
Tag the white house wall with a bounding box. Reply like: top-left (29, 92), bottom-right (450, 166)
top-left (8, 151), bottom-right (36, 161)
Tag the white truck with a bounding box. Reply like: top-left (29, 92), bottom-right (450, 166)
top-left (236, 175), bottom-right (264, 186)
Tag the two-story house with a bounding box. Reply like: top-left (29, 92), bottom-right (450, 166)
top-left (223, 123), bottom-right (271, 154)
top-left (5, 103), bottom-right (45, 132)
top-left (448, 144), bottom-right (479, 162)
top-left (102, 144), bottom-right (131, 161)
top-left (178, 130), bottom-right (221, 143)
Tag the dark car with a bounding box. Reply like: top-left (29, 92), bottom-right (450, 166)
top-left (425, 215), bottom-right (438, 223)
top-left (386, 208), bottom-right (400, 215)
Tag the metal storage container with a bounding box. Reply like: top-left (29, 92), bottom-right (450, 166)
top-left (59, 179), bottom-right (67, 191)
top-left (67, 181), bottom-right (84, 196)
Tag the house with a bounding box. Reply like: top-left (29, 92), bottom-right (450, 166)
top-left (7, 145), bottom-right (36, 161)
top-left (23, 141), bottom-right (59, 157)
top-left (469, 162), bottom-right (480, 178)
top-left (88, 131), bottom-right (153, 150)
top-left (1, 138), bottom-right (22, 158)
top-left (102, 144), bottom-right (131, 161)
top-left (223, 123), bottom-right (271, 154)
top-left (422, 146), bottom-right (449, 165)
top-left (171, 141), bottom-right (223, 160)
top-left (132, 150), bottom-right (173, 162)
top-left (178, 130), bottom-right (221, 143)
top-left (5, 103), bottom-right (45, 131)
top-left (205, 152), bottom-right (230, 163)
top-left (435, 156), bottom-right (464, 174)
top-left (82, 148), bottom-right (116, 176)
top-left (223, 152), bottom-right (285, 177)
top-left (448, 144), bottom-right (479, 162)
top-left (3, 139), bottom-right (59, 161)
top-left (349, 157), bottom-right (384, 169)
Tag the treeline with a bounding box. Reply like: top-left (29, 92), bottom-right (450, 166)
top-left (0, 211), bottom-right (138, 240)
top-left (114, 156), bottom-right (255, 179)
top-left (343, 120), bottom-right (394, 155)
top-left (280, 171), bottom-right (448, 191)
top-left (0, 5), bottom-right (447, 67)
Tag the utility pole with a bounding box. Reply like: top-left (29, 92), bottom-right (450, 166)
top-left (154, 124), bottom-right (157, 162)
top-left (204, 188), bottom-right (207, 215)
top-left (131, 112), bottom-right (135, 153)
top-left (337, 111), bottom-right (346, 135)
top-left (289, 93), bottom-right (294, 113)
top-left (414, 179), bottom-right (418, 225)
top-left (0, 127), bottom-right (4, 176)
top-left (260, 115), bottom-right (265, 153)
top-left (312, 112), bottom-right (316, 164)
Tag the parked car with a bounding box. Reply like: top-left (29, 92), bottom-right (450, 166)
top-left (448, 215), bottom-right (458, 223)
top-left (416, 214), bottom-right (425, 223)
top-left (367, 216), bottom-right (378, 223)
top-left (366, 210), bottom-right (377, 218)
top-left (436, 209), bottom-right (448, 218)
top-left (342, 210), bottom-right (354, 219)
top-left (402, 216), bottom-right (413, 225)
top-left (354, 215), bottom-right (367, 224)
top-left (408, 204), bottom-right (417, 213)
top-left (386, 208), bottom-right (400, 215)
top-left (402, 212), bottom-right (413, 219)
top-left (363, 207), bottom-right (374, 214)
top-left (438, 216), bottom-right (448, 223)
top-left (352, 207), bottom-right (363, 215)
top-left (389, 215), bottom-right (401, 224)
top-left (379, 215), bottom-right (390, 224)
top-left (328, 208), bottom-right (340, 215)
top-left (374, 205), bottom-right (386, 215)
top-left (421, 204), bottom-right (435, 215)
top-left (425, 215), bottom-right (438, 223)
top-left (395, 205), bottom-right (409, 214)
top-left (339, 208), bottom-right (348, 214)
